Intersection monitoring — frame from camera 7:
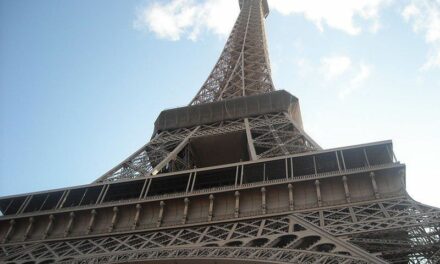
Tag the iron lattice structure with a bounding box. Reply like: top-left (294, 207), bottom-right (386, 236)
top-left (1, 0), bottom-right (439, 263)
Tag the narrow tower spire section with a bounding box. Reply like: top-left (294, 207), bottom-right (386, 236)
top-left (190, 0), bottom-right (275, 105)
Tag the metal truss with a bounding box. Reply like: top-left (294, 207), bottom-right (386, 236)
top-left (56, 247), bottom-right (370, 264)
top-left (96, 113), bottom-right (318, 183)
top-left (2, 195), bottom-right (439, 263)
top-left (1, 214), bottom-right (384, 263)
top-left (296, 196), bottom-right (440, 263)
top-left (94, 127), bottom-right (196, 182)
top-left (190, 0), bottom-right (274, 105)
top-left (248, 113), bottom-right (319, 158)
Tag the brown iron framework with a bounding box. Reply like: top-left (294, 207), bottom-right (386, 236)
top-left (1, 0), bottom-right (439, 263)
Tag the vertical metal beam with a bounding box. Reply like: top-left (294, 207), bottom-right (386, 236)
top-left (64, 212), bottom-right (75, 237)
top-left (78, 188), bottom-right (88, 206)
top-left (132, 204), bottom-right (142, 230)
top-left (38, 194), bottom-right (50, 211)
top-left (261, 187), bottom-right (266, 214)
top-left (313, 156), bottom-right (318, 176)
top-left (185, 173), bottom-right (193, 193)
top-left (18, 195), bottom-right (32, 214)
top-left (157, 201), bottom-right (165, 227)
top-left (99, 185), bottom-right (110, 204)
top-left (182, 198), bottom-right (190, 224)
top-left (23, 217), bottom-right (34, 240)
top-left (190, 172), bottom-right (197, 192)
top-left (370, 172), bottom-right (380, 199)
top-left (342, 176), bottom-right (351, 203)
top-left (244, 118), bottom-right (258, 161)
top-left (288, 183), bottom-right (294, 211)
top-left (143, 179), bottom-right (153, 199)
top-left (43, 215), bottom-right (55, 239)
top-left (340, 151), bottom-right (347, 170)
top-left (139, 179), bottom-right (149, 199)
top-left (315, 180), bottom-right (322, 207)
top-left (208, 194), bottom-right (214, 222)
top-left (234, 191), bottom-right (240, 218)
top-left (335, 151), bottom-right (342, 171)
top-left (290, 158), bottom-right (294, 179)
top-left (363, 148), bottom-right (370, 167)
top-left (108, 207), bottom-right (119, 232)
top-left (240, 165), bottom-right (244, 185)
top-left (235, 166), bottom-right (239, 187)
top-left (86, 209), bottom-right (97, 235)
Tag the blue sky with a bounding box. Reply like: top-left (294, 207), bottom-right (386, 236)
top-left (1, 0), bottom-right (439, 207)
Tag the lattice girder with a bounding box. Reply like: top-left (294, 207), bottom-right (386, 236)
top-left (1, 215), bottom-right (386, 263)
top-left (95, 112), bottom-right (318, 183)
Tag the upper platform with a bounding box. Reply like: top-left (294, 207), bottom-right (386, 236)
top-left (155, 90), bottom-right (303, 134)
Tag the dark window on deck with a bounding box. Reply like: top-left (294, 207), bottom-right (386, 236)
top-left (147, 174), bottom-right (190, 196)
top-left (193, 167), bottom-right (236, 190)
top-left (243, 163), bottom-right (264, 184)
top-left (292, 155), bottom-right (315, 176)
top-left (265, 159), bottom-right (286, 180)
top-left (315, 152), bottom-right (339, 174)
top-left (103, 180), bottom-right (144, 202)
top-left (343, 148), bottom-right (367, 169)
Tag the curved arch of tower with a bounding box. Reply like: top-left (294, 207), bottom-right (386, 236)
top-left (1, 1), bottom-right (439, 263)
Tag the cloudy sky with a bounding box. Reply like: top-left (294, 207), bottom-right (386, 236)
top-left (1, 0), bottom-right (439, 207)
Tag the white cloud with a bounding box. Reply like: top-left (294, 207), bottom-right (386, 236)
top-left (134, 0), bottom-right (238, 41)
top-left (320, 55), bottom-right (352, 80)
top-left (135, 0), bottom-right (392, 40)
top-left (402, 0), bottom-right (440, 70)
top-left (315, 55), bottom-right (371, 99)
top-left (339, 63), bottom-right (372, 99)
top-left (269, 0), bottom-right (391, 35)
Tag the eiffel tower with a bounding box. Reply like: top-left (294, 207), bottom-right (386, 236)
top-left (1, 0), bottom-right (439, 263)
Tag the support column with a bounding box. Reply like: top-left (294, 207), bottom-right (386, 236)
top-left (2, 220), bottom-right (15, 243)
top-left (43, 215), bottom-right (55, 239)
top-left (208, 194), bottom-right (214, 222)
top-left (132, 204), bottom-right (142, 230)
top-left (23, 217), bottom-right (34, 241)
top-left (157, 201), bottom-right (165, 227)
top-left (108, 207), bottom-right (119, 232)
top-left (234, 191), bottom-right (240, 218)
top-left (399, 169), bottom-right (406, 189)
top-left (244, 118), bottom-right (258, 161)
top-left (261, 187), bottom-right (266, 214)
top-left (342, 176), bottom-right (351, 203)
top-left (315, 180), bottom-right (322, 207)
top-left (64, 212), bottom-right (75, 237)
top-left (182, 198), bottom-right (189, 224)
top-left (288, 183), bottom-right (294, 210)
top-left (370, 172), bottom-right (380, 199)
top-left (87, 209), bottom-right (97, 234)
